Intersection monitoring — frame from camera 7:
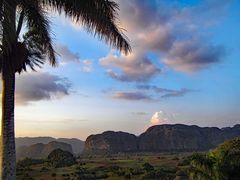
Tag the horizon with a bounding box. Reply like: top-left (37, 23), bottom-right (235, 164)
top-left (15, 123), bottom-right (240, 141)
top-left (1, 0), bottom-right (239, 140)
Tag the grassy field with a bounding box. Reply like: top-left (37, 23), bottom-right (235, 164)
top-left (17, 152), bottom-right (192, 180)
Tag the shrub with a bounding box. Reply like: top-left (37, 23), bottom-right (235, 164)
top-left (143, 162), bottom-right (154, 172)
top-left (48, 149), bottom-right (76, 168)
top-left (176, 169), bottom-right (188, 176)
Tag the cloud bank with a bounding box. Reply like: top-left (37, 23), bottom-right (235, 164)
top-left (100, 0), bottom-right (227, 82)
top-left (136, 85), bottom-right (193, 99)
top-left (14, 72), bottom-right (71, 105)
top-left (100, 53), bottom-right (160, 82)
top-left (112, 92), bottom-right (151, 101)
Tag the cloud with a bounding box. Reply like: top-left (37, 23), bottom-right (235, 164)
top-left (112, 92), bottom-right (151, 101)
top-left (55, 44), bottom-right (93, 73)
top-left (100, 52), bottom-right (160, 82)
top-left (136, 85), bottom-right (192, 99)
top-left (13, 72), bottom-right (71, 105)
top-left (137, 85), bottom-right (176, 93)
top-left (163, 40), bottom-right (224, 73)
top-left (55, 44), bottom-right (80, 63)
top-left (82, 59), bottom-right (93, 73)
top-left (149, 111), bottom-right (173, 126)
top-left (132, 112), bottom-right (148, 116)
top-left (161, 88), bottom-right (192, 98)
top-left (150, 112), bottom-right (162, 125)
top-left (100, 0), bottom-right (228, 82)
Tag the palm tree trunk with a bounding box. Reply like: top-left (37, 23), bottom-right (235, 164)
top-left (1, 72), bottom-right (16, 180)
top-left (0, 1), bottom-right (17, 179)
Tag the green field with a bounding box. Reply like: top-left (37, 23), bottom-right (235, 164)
top-left (17, 152), bottom-right (192, 180)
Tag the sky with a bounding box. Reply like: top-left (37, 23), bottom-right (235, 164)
top-left (5, 0), bottom-right (240, 140)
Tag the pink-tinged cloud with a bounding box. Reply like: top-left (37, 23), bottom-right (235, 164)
top-left (100, 0), bottom-right (226, 82)
top-left (149, 111), bottom-right (174, 127)
top-left (100, 52), bottom-right (160, 82)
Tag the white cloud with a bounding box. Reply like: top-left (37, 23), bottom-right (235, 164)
top-left (149, 111), bottom-right (174, 126)
top-left (81, 59), bottom-right (93, 73)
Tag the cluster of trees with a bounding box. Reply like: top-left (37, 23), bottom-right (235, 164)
top-left (17, 149), bottom-right (77, 179)
top-left (189, 138), bottom-right (240, 180)
top-left (47, 149), bottom-right (77, 168)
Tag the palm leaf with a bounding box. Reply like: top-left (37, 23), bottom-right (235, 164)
top-left (40, 0), bottom-right (131, 54)
top-left (18, 0), bottom-right (56, 66)
top-left (14, 28), bottom-right (46, 73)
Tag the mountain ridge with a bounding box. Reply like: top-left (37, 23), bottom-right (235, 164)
top-left (84, 124), bottom-right (240, 154)
top-left (16, 141), bottom-right (73, 160)
top-left (16, 137), bottom-right (84, 155)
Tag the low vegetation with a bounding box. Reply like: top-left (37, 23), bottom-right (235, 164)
top-left (16, 138), bottom-right (240, 180)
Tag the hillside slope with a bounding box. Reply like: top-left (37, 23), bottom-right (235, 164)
top-left (84, 124), bottom-right (240, 154)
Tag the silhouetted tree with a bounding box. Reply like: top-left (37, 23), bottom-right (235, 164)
top-left (0, 0), bottom-right (130, 179)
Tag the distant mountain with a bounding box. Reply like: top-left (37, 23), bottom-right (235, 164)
top-left (57, 138), bottom-right (84, 155)
top-left (16, 137), bottom-right (84, 154)
top-left (84, 124), bottom-right (240, 154)
top-left (16, 137), bottom-right (56, 148)
top-left (84, 131), bottom-right (138, 154)
top-left (139, 124), bottom-right (240, 152)
top-left (17, 141), bottom-right (72, 160)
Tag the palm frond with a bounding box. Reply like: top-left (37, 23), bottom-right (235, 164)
top-left (41, 0), bottom-right (131, 54)
top-left (18, 0), bottom-right (56, 66)
top-left (14, 28), bottom-right (46, 73)
top-left (0, 1), bottom-right (17, 53)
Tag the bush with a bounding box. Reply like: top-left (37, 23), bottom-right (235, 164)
top-left (141, 166), bottom-right (177, 180)
top-left (177, 156), bottom-right (191, 166)
top-left (143, 162), bottom-right (154, 172)
top-left (48, 149), bottom-right (76, 168)
top-left (176, 169), bottom-right (188, 176)
top-left (41, 166), bottom-right (49, 172)
top-left (130, 167), bottom-right (144, 175)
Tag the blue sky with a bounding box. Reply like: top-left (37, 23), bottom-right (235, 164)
top-left (12, 0), bottom-right (240, 140)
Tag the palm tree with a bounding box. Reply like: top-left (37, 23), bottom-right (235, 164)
top-left (0, 0), bottom-right (131, 179)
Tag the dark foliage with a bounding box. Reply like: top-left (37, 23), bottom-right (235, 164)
top-left (47, 148), bottom-right (76, 168)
